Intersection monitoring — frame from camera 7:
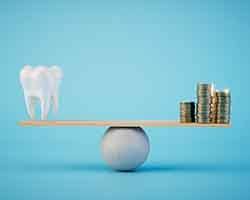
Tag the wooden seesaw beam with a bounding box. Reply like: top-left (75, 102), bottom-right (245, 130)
top-left (18, 120), bottom-right (230, 128)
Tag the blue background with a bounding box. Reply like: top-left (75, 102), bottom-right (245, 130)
top-left (1, 0), bottom-right (250, 199)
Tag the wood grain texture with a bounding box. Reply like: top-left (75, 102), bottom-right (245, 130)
top-left (19, 120), bottom-right (230, 128)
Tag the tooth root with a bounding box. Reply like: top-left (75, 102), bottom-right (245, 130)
top-left (40, 95), bottom-right (51, 120)
top-left (52, 92), bottom-right (59, 113)
top-left (24, 95), bottom-right (35, 120)
top-left (30, 97), bottom-right (36, 119)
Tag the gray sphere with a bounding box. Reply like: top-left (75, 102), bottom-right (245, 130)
top-left (101, 127), bottom-right (150, 171)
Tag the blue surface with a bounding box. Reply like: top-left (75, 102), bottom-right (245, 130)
top-left (2, 0), bottom-right (250, 199)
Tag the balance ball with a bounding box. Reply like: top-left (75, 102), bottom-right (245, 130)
top-left (101, 127), bottom-right (150, 171)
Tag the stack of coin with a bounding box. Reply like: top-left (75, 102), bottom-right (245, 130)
top-left (210, 91), bottom-right (217, 123)
top-left (179, 101), bottom-right (195, 123)
top-left (216, 89), bottom-right (231, 124)
top-left (196, 83), bottom-right (213, 123)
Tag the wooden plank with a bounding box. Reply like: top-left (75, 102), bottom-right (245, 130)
top-left (19, 120), bottom-right (230, 128)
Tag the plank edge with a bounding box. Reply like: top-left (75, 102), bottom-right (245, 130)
top-left (18, 120), bottom-right (231, 128)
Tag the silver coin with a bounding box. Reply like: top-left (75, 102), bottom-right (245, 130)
top-left (216, 95), bottom-right (231, 99)
top-left (216, 101), bottom-right (231, 105)
top-left (197, 120), bottom-right (211, 124)
top-left (217, 108), bottom-right (231, 112)
top-left (216, 90), bottom-right (231, 97)
top-left (180, 120), bottom-right (195, 123)
top-left (180, 117), bottom-right (195, 121)
top-left (217, 104), bottom-right (231, 108)
top-left (197, 101), bottom-right (212, 105)
top-left (197, 110), bottom-right (211, 113)
top-left (217, 109), bottom-right (231, 113)
top-left (197, 104), bottom-right (211, 108)
top-left (180, 108), bottom-right (195, 111)
top-left (217, 116), bottom-right (230, 119)
top-left (180, 116), bottom-right (194, 119)
top-left (180, 118), bottom-right (195, 121)
top-left (197, 117), bottom-right (211, 119)
top-left (180, 109), bottom-right (194, 112)
top-left (197, 113), bottom-right (211, 115)
top-left (180, 101), bottom-right (195, 104)
top-left (180, 112), bottom-right (194, 115)
top-left (216, 120), bottom-right (230, 124)
top-left (180, 108), bottom-right (195, 112)
top-left (197, 94), bottom-right (212, 98)
top-left (217, 105), bottom-right (231, 108)
top-left (197, 83), bottom-right (213, 90)
top-left (217, 105), bottom-right (231, 109)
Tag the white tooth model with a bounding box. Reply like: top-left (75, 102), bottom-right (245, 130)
top-left (20, 65), bottom-right (63, 120)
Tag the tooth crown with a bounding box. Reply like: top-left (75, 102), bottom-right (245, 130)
top-left (20, 65), bottom-right (63, 120)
